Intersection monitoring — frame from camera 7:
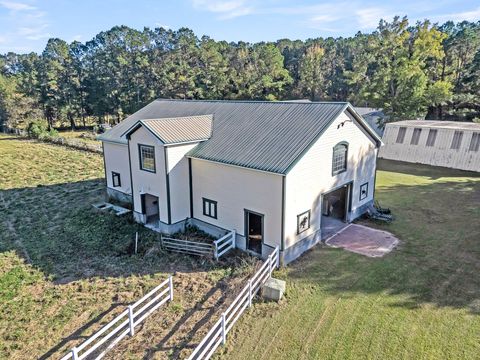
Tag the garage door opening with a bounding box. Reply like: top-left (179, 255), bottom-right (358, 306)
top-left (141, 193), bottom-right (160, 225)
top-left (321, 183), bottom-right (351, 239)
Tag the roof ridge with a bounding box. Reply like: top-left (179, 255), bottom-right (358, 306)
top-left (153, 98), bottom-right (349, 105)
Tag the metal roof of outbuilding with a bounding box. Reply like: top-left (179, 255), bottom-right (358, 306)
top-left (100, 99), bottom-right (380, 174)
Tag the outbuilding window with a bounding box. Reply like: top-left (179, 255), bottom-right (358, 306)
top-left (139, 144), bottom-right (155, 172)
top-left (396, 127), bottom-right (406, 143)
top-left (203, 198), bottom-right (217, 219)
top-left (410, 128), bottom-right (422, 145)
top-left (332, 142), bottom-right (348, 175)
top-left (469, 132), bottom-right (480, 152)
top-left (426, 129), bottom-right (437, 147)
top-left (451, 131), bottom-right (463, 150)
top-left (112, 172), bottom-right (121, 187)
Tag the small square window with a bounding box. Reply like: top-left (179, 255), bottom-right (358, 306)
top-left (139, 144), bottom-right (155, 172)
top-left (203, 198), bottom-right (217, 219)
top-left (112, 172), bottom-right (121, 187)
top-left (297, 210), bottom-right (311, 234)
top-left (451, 131), bottom-right (463, 150)
top-left (396, 127), bottom-right (406, 143)
top-left (359, 182), bottom-right (368, 201)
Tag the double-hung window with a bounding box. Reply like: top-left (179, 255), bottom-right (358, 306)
top-left (332, 142), bottom-right (348, 175)
top-left (203, 198), bottom-right (217, 219)
top-left (139, 144), bottom-right (155, 172)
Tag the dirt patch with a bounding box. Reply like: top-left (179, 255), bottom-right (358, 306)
top-left (325, 224), bottom-right (399, 257)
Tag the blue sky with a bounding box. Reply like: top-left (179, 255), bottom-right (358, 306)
top-left (1, 0), bottom-right (479, 53)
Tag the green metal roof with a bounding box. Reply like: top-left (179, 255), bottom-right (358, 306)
top-left (99, 99), bottom-right (380, 174)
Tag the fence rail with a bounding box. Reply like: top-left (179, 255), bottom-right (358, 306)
top-left (59, 276), bottom-right (173, 360)
top-left (161, 231), bottom-right (236, 259)
top-left (187, 247), bottom-right (280, 360)
top-left (213, 230), bottom-right (236, 259)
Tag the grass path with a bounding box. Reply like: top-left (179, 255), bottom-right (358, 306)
top-left (219, 160), bottom-right (480, 360)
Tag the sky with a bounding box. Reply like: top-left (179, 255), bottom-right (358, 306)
top-left (0, 0), bottom-right (479, 53)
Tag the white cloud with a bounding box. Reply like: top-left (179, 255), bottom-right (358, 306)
top-left (155, 23), bottom-right (171, 29)
top-left (191, 0), bottom-right (255, 19)
top-left (356, 7), bottom-right (394, 29)
top-left (0, 1), bottom-right (35, 11)
top-left (436, 6), bottom-right (480, 23)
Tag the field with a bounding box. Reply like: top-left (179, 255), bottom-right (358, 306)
top-left (58, 130), bottom-right (101, 147)
top-left (220, 159), bottom-right (480, 359)
top-left (0, 135), bottom-right (255, 359)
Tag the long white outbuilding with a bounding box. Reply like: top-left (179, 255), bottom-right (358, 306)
top-left (379, 120), bottom-right (480, 172)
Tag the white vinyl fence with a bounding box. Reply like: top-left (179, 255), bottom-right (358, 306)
top-left (161, 230), bottom-right (236, 260)
top-left (60, 276), bottom-right (173, 360)
top-left (187, 247), bottom-right (280, 360)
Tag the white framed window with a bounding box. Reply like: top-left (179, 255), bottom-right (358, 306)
top-left (410, 128), bottom-right (422, 145)
top-left (469, 132), bottom-right (480, 152)
top-left (332, 142), bottom-right (348, 175)
top-left (139, 144), bottom-right (155, 172)
top-left (451, 131), bottom-right (463, 150)
top-left (203, 198), bottom-right (217, 219)
top-left (426, 129), bottom-right (437, 147)
top-left (396, 127), bottom-right (406, 143)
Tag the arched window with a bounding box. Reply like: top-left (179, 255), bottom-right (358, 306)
top-left (332, 142), bottom-right (348, 175)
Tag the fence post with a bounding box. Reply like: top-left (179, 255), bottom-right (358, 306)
top-left (268, 253), bottom-right (273, 276)
top-left (221, 312), bottom-right (227, 345)
top-left (169, 275), bottom-right (174, 301)
top-left (128, 305), bottom-right (135, 336)
top-left (214, 242), bottom-right (218, 260)
top-left (248, 279), bottom-right (252, 307)
top-left (232, 229), bottom-right (236, 248)
top-left (71, 347), bottom-right (79, 360)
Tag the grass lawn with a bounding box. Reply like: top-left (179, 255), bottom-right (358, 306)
top-left (0, 135), bottom-right (254, 359)
top-left (220, 159), bottom-right (480, 360)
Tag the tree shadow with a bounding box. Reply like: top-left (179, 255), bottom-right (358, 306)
top-left (377, 158), bottom-right (480, 180)
top-left (287, 169), bottom-right (480, 313)
top-left (0, 179), bottom-right (238, 282)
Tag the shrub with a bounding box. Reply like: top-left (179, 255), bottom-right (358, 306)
top-left (26, 120), bottom-right (58, 139)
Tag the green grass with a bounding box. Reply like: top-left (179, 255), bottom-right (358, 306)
top-left (220, 159), bottom-right (480, 360)
top-left (0, 136), bottom-right (252, 359)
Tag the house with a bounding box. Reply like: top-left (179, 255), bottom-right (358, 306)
top-left (379, 120), bottom-right (480, 172)
top-left (98, 99), bottom-right (382, 264)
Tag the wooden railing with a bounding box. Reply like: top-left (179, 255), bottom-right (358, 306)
top-left (59, 276), bottom-right (173, 360)
top-left (187, 247), bottom-right (280, 360)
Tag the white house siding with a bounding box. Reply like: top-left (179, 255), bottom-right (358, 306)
top-left (103, 142), bottom-right (132, 202)
top-left (284, 111), bottom-right (377, 255)
top-left (379, 123), bottom-right (480, 172)
top-left (166, 143), bottom-right (199, 223)
top-left (128, 126), bottom-right (169, 223)
top-left (190, 158), bottom-right (283, 252)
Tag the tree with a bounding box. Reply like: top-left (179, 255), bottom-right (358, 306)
top-left (299, 44), bottom-right (326, 101)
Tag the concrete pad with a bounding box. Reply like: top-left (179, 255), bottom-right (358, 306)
top-left (325, 224), bottom-right (399, 257)
top-left (262, 277), bottom-right (286, 301)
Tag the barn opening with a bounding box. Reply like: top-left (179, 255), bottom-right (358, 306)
top-left (321, 184), bottom-right (351, 239)
top-left (141, 193), bottom-right (160, 225)
top-left (245, 210), bottom-right (263, 255)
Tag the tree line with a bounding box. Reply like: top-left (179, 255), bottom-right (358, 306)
top-left (1, 16), bottom-right (480, 131)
